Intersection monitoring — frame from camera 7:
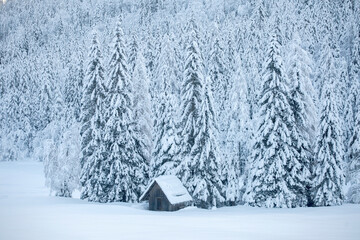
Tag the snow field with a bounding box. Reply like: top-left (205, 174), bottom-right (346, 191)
top-left (1, 162), bottom-right (360, 240)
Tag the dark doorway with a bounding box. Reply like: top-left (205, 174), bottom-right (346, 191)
top-left (156, 197), bottom-right (162, 210)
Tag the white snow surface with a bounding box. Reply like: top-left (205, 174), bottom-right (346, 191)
top-left (140, 175), bottom-right (192, 204)
top-left (1, 162), bottom-right (360, 240)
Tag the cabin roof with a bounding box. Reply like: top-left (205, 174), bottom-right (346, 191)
top-left (140, 175), bottom-right (192, 205)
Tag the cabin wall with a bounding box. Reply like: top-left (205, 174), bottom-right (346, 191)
top-left (149, 183), bottom-right (171, 211)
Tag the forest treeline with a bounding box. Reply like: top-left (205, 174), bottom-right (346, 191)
top-left (0, 0), bottom-right (359, 208)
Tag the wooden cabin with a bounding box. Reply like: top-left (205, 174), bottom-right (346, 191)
top-left (140, 175), bottom-right (192, 211)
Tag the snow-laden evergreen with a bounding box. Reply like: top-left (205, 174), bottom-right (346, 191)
top-left (43, 117), bottom-right (81, 197)
top-left (244, 28), bottom-right (307, 208)
top-left (348, 90), bottom-right (360, 203)
top-left (208, 27), bottom-right (229, 148)
top-left (177, 19), bottom-right (204, 165)
top-left (223, 53), bottom-right (250, 205)
top-left (286, 31), bottom-right (317, 204)
top-left (132, 49), bottom-right (152, 162)
top-left (347, 20), bottom-right (360, 204)
top-left (177, 19), bottom-right (225, 208)
top-left (79, 32), bottom-right (108, 202)
top-left (312, 35), bottom-right (346, 206)
top-left (151, 34), bottom-right (178, 178)
top-left (184, 76), bottom-right (225, 209)
top-left (103, 21), bottom-right (148, 202)
top-left (0, 0), bottom-right (358, 208)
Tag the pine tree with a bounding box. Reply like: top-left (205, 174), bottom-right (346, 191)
top-left (244, 28), bottom-right (305, 208)
top-left (312, 80), bottom-right (345, 206)
top-left (208, 29), bottom-right (228, 148)
top-left (103, 21), bottom-right (148, 202)
top-left (132, 49), bottom-right (152, 162)
top-left (79, 32), bottom-right (108, 202)
top-left (178, 19), bottom-right (226, 208)
top-left (348, 99), bottom-right (360, 203)
top-left (39, 56), bottom-right (55, 130)
top-left (184, 76), bottom-right (225, 209)
top-left (177, 19), bottom-right (204, 159)
top-left (128, 34), bottom-right (139, 74)
top-left (287, 31), bottom-right (317, 205)
top-left (347, 21), bottom-right (360, 204)
top-left (224, 53), bottom-right (250, 205)
top-left (151, 34), bottom-right (178, 178)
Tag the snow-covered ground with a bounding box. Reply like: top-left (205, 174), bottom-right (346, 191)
top-left (0, 161), bottom-right (359, 240)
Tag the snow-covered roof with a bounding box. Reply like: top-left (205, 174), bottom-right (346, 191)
top-left (140, 175), bottom-right (192, 205)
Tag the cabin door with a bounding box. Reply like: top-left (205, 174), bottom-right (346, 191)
top-left (156, 197), bottom-right (162, 210)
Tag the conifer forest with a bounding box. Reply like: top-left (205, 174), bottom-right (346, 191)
top-left (0, 0), bottom-right (360, 210)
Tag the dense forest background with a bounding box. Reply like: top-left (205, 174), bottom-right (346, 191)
top-left (0, 0), bottom-right (359, 208)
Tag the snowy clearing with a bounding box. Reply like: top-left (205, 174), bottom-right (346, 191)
top-left (0, 161), bottom-right (359, 240)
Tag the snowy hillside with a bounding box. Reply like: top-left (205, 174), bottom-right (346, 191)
top-left (0, 0), bottom-right (360, 216)
top-left (1, 161), bottom-right (360, 240)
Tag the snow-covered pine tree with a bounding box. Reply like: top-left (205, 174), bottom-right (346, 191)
top-left (345, 22), bottom-right (360, 162)
top-left (39, 56), bottom-right (55, 130)
top-left (177, 18), bottom-right (204, 173)
top-left (208, 27), bottom-right (228, 148)
top-left (128, 34), bottom-right (139, 74)
top-left (224, 53), bottom-right (250, 205)
top-left (132, 48), bottom-right (152, 163)
top-left (347, 20), bottom-right (360, 204)
top-left (178, 19), bottom-right (227, 208)
top-left (287, 31), bottom-right (317, 205)
top-left (151, 33), bottom-right (178, 178)
top-left (185, 76), bottom-right (225, 209)
top-left (104, 20), bottom-right (148, 202)
top-left (177, 18), bottom-right (204, 160)
top-left (312, 79), bottom-right (345, 206)
top-left (79, 32), bottom-right (108, 202)
top-left (244, 27), bottom-right (306, 208)
top-left (348, 96), bottom-right (360, 203)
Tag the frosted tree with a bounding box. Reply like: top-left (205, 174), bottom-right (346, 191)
top-left (39, 56), bottom-right (55, 130)
top-left (44, 116), bottom-right (81, 197)
top-left (345, 19), bottom-right (360, 203)
top-left (177, 19), bottom-right (204, 160)
top-left (132, 48), bottom-right (152, 162)
top-left (208, 29), bottom-right (229, 147)
top-left (345, 22), bottom-right (360, 162)
top-left (312, 80), bottom-right (345, 206)
top-left (224, 53), bottom-right (250, 205)
top-left (286, 31), bottom-right (317, 203)
top-left (104, 21), bottom-right (148, 202)
top-left (244, 28), bottom-right (306, 208)
top-left (65, 50), bottom-right (84, 122)
top-left (79, 32), bottom-right (108, 202)
top-left (128, 34), bottom-right (138, 74)
top-left (184, 76), bottom-right (225, 209)
top-left (151, 34), bottom-right (178, 178)
top-left (242, 0), bottom-right (268, 119)
top-left (347, 98), bottom-right (360, 203)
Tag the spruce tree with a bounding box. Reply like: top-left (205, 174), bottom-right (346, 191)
top-left (224, 53), bottom-right (250, 205)
top-left (348, 99), bottom-right (360, 203)
top-left (185, 76), bottom-right (225, 209)
top-left (312, 80), bottom-right (345, 206)
top-left (132, 49), bottom-right (152, 162)
top-left (347, 22), bottom-right (360, 203)
top-left (177, 19), bottom-right (204, 160)
top-left (151, 34), bottom-right (178, 178)
top-left (208, 31), bottom-right (228, 147)
top-left (104, 21), bottom-right (147, 202)
top-left (287, 32), bottom-right (317, 205)
top-left (79, 32), bottom-right (108, 202)
top-left (244, 28), bottom-right (305, 208)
